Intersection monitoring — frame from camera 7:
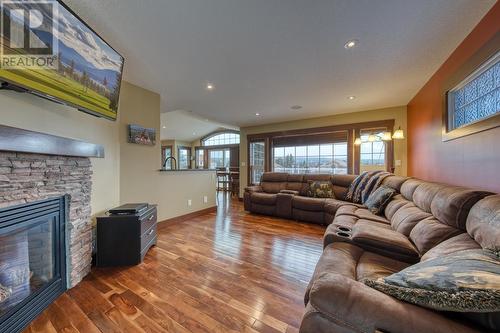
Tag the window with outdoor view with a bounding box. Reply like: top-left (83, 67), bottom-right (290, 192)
top-left (273, 143), bottom-right (348, 174)
top-left (178, 147), bottom-right (191, 169)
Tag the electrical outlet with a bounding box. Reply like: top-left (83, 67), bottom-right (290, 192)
top-left (203, 196), bottom-right (208, 203)
top-left (241, 162), bottom-right (246, 167)
top-left (395, 160), bottom-right (402, 167)
top-left (187, 199), bottom-right (192, 207)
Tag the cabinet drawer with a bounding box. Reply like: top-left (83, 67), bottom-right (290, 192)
top-left (140, 210), bottom-right (157, 234)
top-left (141, 224), bottom-right (157, 251)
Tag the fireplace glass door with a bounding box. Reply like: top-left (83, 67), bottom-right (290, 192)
top-left (0, 216), bottom-right (57, 317)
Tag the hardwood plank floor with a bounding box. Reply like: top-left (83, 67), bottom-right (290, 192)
top-left (24, 195), bottom-right (325, 333)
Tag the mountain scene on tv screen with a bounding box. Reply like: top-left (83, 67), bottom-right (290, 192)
top-left (0, 2), bottom-right (124, 119)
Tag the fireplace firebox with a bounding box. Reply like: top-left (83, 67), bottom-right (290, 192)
top-left (0, 197), bottom-right (68, 333)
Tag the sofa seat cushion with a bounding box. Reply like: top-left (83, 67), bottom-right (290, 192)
top-left (324, 216), bottom-right (392, 248)
top-left (335, 205), bottom-right (390, 225)
top-left (250, 192), bottom-right (277, 205)
top-left (292, 196), bottom-right (325, 211)
top-left (304, 242), bottom-right (408, 305)
top-left (356, 251), bottom-right (411, 282)
top-left (350, 221), bottom-right (420, 263)
top-left (421, 233), bottom-right (481, 262)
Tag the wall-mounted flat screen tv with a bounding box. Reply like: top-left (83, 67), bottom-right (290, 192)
top-left (0, 0), bottom-right (124, 120)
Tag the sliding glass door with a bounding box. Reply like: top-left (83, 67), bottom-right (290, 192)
top-left (356, 129), bottom-right (389, 174)
top-left (208, 149), bottom-right (231, 169)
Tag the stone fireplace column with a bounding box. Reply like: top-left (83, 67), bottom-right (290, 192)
top-left (0, 152), bottom-right (93, 288)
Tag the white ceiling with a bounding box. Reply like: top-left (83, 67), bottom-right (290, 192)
top-left (65, 0), bottom-right (495, 127)
top-left (160, 110), bottom-right (238, 141)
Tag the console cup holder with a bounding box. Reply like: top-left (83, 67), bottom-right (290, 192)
top-left (336, 232), bottom-right (351, 238)
top-left (337, 226), bottom-right (352, 232)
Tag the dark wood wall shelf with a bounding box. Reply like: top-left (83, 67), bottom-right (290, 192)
top-left (0, 125), bottom-right (104, 158)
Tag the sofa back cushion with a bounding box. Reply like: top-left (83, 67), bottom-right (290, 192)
top-left (286, 174), bottom-right (304, 192)
top-left (261, 172), bottom-right (288, 193)
top-left (413, 183), bottom-right (445, 213)
top-left (381, 175), bottom-right (410, 193)
top-left (331, 174), bottom-right (356, 199)
top-left (386, 179), bottom-right (491, 255)
top-left (431, 187), bottom-right (492, 230)
top-left (400, 179), bottom-right (425, 201)
top-left (390, 201), bottom-right (432, 236)
top-left (409, 217), bottom-right (462, 254)
top-left (466, 195), bottom-right (500, 250)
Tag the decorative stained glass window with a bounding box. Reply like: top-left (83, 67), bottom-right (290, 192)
top-left (448, 52), bottom-right (500, 131)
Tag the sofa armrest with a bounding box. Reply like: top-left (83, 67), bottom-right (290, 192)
top-left (280, 189), bottom-right (300, 195)
top-left (305, 273), bottom-right (479, 333)
top-left (245, 185), bottom-right (262, 193)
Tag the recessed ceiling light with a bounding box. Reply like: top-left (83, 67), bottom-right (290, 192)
top-left (291, 105), bottom-right (303, 110)
top-left (206, 83), bottom-right (214, 90)
top-left (344, 39), bottom-right (358, 49)
top-left (162, 126), bottom-right (166, 129)
top-left (255, 113), bottom-right (261, 116)
top-left (348, 95), bottom-right (356, 100)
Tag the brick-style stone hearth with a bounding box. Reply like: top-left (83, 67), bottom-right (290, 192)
top-left (0, 151), bottom-right (93, 287)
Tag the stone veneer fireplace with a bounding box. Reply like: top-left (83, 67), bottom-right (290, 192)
top-left (0, 125), bottom-right (104, 332)
top-left (0, 151), bottom-right (93, 287)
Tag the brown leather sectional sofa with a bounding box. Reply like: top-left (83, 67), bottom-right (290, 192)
top-left (244, 172), bottom-right (500, 333)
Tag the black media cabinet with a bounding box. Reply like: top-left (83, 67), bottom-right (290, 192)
top-left (96, 204), bottom-right (157, 267)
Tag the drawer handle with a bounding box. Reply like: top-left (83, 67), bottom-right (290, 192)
top-left (147, 228), bottom-right (155, 236)
top-left (148, 214), bottom-right (155, 221)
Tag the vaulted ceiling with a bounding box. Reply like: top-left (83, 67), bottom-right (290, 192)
top-left (65, 0), bottom-right (495, 127)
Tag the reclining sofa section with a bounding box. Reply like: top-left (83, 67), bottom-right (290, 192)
top-left (244, 172), bottom-right (498, 333)
top-left (244, 172), bottom-right (407, 225)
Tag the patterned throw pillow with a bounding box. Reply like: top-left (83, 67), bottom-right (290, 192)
top-left (364, 249), bottom-right (500, 313)
top-left (0, 283), bottom-right (11, 303)
top-left (364, 185), bottom-right (396, 215)
top-left (307, 181), bottom-right (335, 199)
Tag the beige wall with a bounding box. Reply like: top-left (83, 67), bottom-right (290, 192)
top-left (0, 81), bottom-right (216, 223)
top-left (119, 82), bottom-right (216, 220)
top-left (239, 106), bottom-right (407, 196)
top-left (0, 89), bottom-right (120, 217)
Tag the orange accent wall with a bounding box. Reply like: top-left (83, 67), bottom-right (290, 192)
top-left (407, 2), bottom-right (500, 193)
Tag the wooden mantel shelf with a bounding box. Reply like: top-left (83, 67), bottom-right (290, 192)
top-left (0, 125), bottom-right (104, 158)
